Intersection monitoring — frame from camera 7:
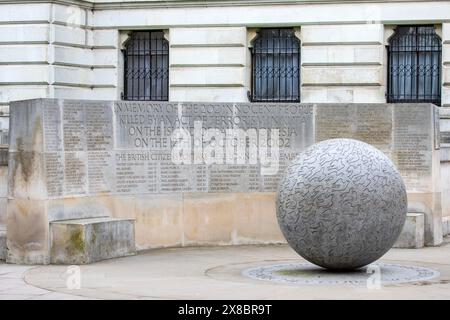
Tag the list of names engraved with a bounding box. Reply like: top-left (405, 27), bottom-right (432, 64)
top-left (41, 101), bottom-right (434, 197)
top-left (43, 100), bottom-right (64, 197)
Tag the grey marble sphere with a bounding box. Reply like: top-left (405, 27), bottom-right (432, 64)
top-left (277, 139), bottom-right (407, 270)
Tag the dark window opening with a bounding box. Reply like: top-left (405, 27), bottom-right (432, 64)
top-left (387, 25), bottom-right (442, 105)
top-left (123, 31), bottom-right (169, 101)
top-left (250, 28), bottom-right (300, 102)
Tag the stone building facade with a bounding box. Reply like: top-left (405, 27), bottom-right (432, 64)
top-left (0, 0), bottom-right (450, 262)
top-left (0, 1), bottom-right (449, 110)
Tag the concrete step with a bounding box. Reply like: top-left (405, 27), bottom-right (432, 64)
top-left (0, 227), bottom-right (6, 261)
top-left (393, 213), bottom-right (425, 249)
top-left (50, 217), bottom-right (136, 264)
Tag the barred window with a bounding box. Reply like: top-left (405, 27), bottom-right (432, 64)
top-left (123, 31), bottom-right (169, 101)
top-left (387, 26), bottom-right (442, 105)
top-left (250, 28), bottom-right (300, 102)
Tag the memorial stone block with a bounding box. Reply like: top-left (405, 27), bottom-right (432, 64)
top-left (393, 213), bottom-right (425, 249)
top-left (6, 99), bottom-right (442, 263)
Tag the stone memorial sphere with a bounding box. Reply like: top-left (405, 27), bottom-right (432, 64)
top-left (276, 139), bottom-right (407, 270)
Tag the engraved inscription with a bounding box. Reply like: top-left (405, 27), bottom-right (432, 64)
top-left (40, 101), bottom-right (434, 197)
top-left (316, 104), bottom-right (392, 152)
top-left (393, 105), bottom-right (432, 191)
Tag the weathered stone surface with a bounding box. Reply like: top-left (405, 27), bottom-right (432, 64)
top-left (6, 199), bottom-right (50, 264)
top-left (0, 227), bottom-right (5, 261)
top-left (0, 164), bottom-right (7, 227)
top-left (443, 217), bottom-right (450, 237)
top-left (440, 162), bottom-right (450, 224)
top-left (9, 100), bottom-right (438, 199)
top-left (393, 213), bottom-right (425, 248)
top-left (277, 139), bottom-right (407, 270)
top-left (50, 217), bottom-right (136, 264)
top-left (112, 193), bottom-right (285, 249)
top-left (6, 99), bottom-right (442, 263)
top-left (0, 198), bottom-right (5, 227)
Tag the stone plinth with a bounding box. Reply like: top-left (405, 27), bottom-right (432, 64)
top-left (6, 99), bottom-right (442, 264)
top-left (51, 217), bottom-right (136, 264)
top-left (394, 213), bottom-right (425, 249)
top-left (443, 217), bottom-right (450, 237)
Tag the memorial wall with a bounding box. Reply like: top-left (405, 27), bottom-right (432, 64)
top-left (6, 99), bottom-right (442, 264)
top-left (42, 100), bottom-right (314, 196)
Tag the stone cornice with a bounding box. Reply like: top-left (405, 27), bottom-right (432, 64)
top-left (0, 0), bottom-right (94, 9)
top-left (0, 0), bottom-right (448, 10)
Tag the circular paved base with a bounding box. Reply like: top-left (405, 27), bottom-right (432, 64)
top-left (242, 263), bottom-right (440, 286)
top-left (22, 244), bottom-right (450, 299)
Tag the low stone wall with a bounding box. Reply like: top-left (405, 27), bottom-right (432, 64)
top-left (7, 99), bottom-right (442, 264)
top-left (0, 178), bottom-right (5, 225)
top-left (0, 149), bottom-right (7, 227)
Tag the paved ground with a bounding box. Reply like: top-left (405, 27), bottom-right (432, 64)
top-left (1, 239), bottom-right (450, 299)
top-left (0, 264), bottom-right (86, 300)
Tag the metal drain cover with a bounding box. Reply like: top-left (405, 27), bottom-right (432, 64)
top-left (242, 263), bottom-right (440, 286)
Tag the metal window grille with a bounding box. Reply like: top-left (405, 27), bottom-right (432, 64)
top-left (250, 28), bottom-right (300, 102)
top-left (123, 31), bottom-right (169, 101)
top-left (387, 25), bottom-right (442, 105)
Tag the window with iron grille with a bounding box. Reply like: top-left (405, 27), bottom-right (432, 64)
top-left (123, 31), bottom-right (169, 101)
top-left (250, 28), bottom-right (300, 102)
top-left (387, 25), bottom-right (442, 105)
